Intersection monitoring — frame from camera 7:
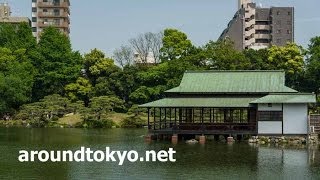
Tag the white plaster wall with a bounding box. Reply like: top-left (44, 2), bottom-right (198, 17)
top-left (258, 103), bottom-right (282, 111)
top-left (258, 121), bottom-right (282, 134)
top-left (283, 104), bottom-right (308, 134)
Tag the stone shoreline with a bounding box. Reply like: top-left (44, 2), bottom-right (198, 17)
top-left (248, 135), bottom-right (319, 145)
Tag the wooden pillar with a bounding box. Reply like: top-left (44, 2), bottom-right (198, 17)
top-left (147, 108), bottom-right (150, 129)
top-left (199, 135), bottom-right (206, 144)
top-left (209, 108), bottom-right (212, 123)
top-left (164, 108), bottom-right (167, 129)
top-left (169, 108), bottom-right (172, 128)
top-left (172, 134), bottom-right (178, 144)
top-left (153, 108), bottom-right (156, 130)
top-left (159, 108), bottom-right (162, 130)
top-left (145, 134), bottom-right (152, 143)
top-left (174, 108), bottom-right (177, 126)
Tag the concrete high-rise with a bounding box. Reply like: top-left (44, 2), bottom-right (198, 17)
top-left (219, 0), bottom-right (294, 50)
top-left (31, 0), bottom-right (70, 39)
top-left (0, 2), bottom-right (30, 25)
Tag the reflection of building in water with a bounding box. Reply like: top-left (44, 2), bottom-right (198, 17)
top-left (308, 146), bottom-right (320, 166)
top-left (257, 147), bottom-right (311, 179)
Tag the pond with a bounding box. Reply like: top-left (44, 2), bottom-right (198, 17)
top-left (0, 128), bottom-right (319, 179)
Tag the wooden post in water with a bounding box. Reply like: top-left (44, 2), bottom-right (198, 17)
top-left (199, 134), bottom-right (206, 144)
top-left (172, 134), bottom-right (178, 144)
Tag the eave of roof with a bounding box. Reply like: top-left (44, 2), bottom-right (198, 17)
top-left (139, 97), bottom-right (259, 108)
top-left (251, 93), bottom-right (316, 104)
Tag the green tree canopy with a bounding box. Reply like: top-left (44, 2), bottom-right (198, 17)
top-left (267, 43), bottom-right (304, 87)
top-left (0, 48), bottom-right (35, 116)
top-left (204, 39), bottom-right (250, 70)
top-left (33, 27), bottom-right (82, 100)
top-left (160, 29), bottom-right (193, 61)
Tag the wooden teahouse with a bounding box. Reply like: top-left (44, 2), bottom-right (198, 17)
top-left (139, 70), bottom-right (316, 139)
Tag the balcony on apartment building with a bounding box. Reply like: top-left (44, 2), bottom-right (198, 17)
top-left (255, 34), bottom-right (270, 39)
top-left (38, 11), bottom-right (69, 18)
top-left (37, 2), bottom-right (69, 8)
top-left (38, 21), bottom-right (69, 29)
top-left (255, 24), bottom-right (270, 30)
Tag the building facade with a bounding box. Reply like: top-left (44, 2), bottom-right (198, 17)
top-left (0, 2), bottom-right (30, 25)
top-left (139, 71), bottom-right (315, 136)
top-left (219, 0), bottom-right (294, 50)
top-left (31, 0), bottom-right (70, 39)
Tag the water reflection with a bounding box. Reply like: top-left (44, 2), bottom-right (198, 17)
top-left (0, 128), bottom-right (319, 179)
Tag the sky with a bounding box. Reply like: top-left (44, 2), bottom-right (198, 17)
top-left (6, 0), bottom-right (320, 55)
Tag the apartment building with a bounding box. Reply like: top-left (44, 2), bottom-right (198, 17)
top-left (0, 2), bottom-right (30, 25)
top-left (31, 0), bottom-right (70, 39)
top-left (219, 0), bottom-right (294, 50)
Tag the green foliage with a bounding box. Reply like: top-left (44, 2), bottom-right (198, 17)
top-left (121, 104), bottom-right (148, 128)
top-left (267, 43), bottom-right (304, 75)
top-left (120, 115), bottom-right (146, 128)
top-left (304, 36), bottom-right (320, 93)
top-left (243, 48), bottom-right (269, 70)
top-left (160, 28), bottom-right (193, 61)
top-left (0, 22), bottom-right (36, 51)
top-left (65, 77), bottom-right (92, 106)
top-left (205, 39), bottom-right (250, 70)
top-left (33, 27), bottom-right (82, 100)
top-left (0, 48), bottom-right (35, 115)
top-left (267, 43), bottom-right (304, 87)
top-left (83, 48), bottom-right (118, 84)
top-left (15, 94), bottom-right (77, 127)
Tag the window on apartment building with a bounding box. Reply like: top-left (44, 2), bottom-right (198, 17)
top-left (32, 17), bottom-right (37, 22)
top-left (43, 0), bottom-right (48, 2)
top-left (32, 27), bottom-right (37, 32)
top-left (54, 9), bottom-right (60, 16)
top-left (256, 21), bottom-right (269, 25)
top-left (277, 11), bottom-right (280, 15)
top-left (43, 9), bottom-right (48, 12)
top-left (32, 0), bottom-right (37, 2)
top-left (288, 11), bottom-right (291, 15)
top-left (277, 29), bottom-right (281, 34)
top-left (54, 19), bottom-right (60, 25)
top-left (256, 30), bottom-right (270, 34)
top-left (287, 30), bottom-right (292, 34)
top-left (32, 7), bottom-right (37, 12)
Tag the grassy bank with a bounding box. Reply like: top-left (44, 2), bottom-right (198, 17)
top-left (0, 112), bottom-right (148, 129)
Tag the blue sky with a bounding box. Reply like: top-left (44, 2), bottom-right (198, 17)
top-left (7, 0), bottom-right (320, 55)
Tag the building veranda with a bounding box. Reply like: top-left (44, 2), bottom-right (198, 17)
top-left (139, 71), bottom-right (316, 137)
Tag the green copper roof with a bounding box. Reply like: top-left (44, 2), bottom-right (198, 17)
top-left (139, 97), bottom-right (259, 108)
top-left (251, 93), bottom-right (316, 104)
top-left (165, 70), bottom-right (297, 94)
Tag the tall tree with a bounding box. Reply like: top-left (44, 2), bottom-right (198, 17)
top-left (304, 36), bottom-right (320, 93)
top-left (160, 29), bottom-right (192, 61)
top-left (0, 48), bottom-right (35, 117)
top-left (0, 22), bottom-right (36, 51)
top-left (204, 39), bottom-right (250, 70)
top-left (83, 48), bottom-right (118, 85)
top-left (33, 27), bottom-right (82, 100)
top-left (267, 43), bottom-right (304, 88)
top-left (129, 32), bottom-right (163, 63)
top-left (113, 45), bottom-right (134, 68)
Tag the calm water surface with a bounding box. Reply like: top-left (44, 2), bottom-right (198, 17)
top-left (0, 128), bottom-right (319, 180)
